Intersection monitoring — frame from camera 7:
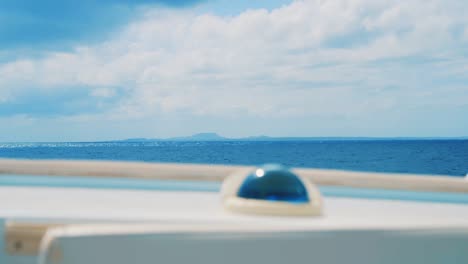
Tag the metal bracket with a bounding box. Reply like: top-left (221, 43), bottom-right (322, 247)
top-left (5, 222), bottom-right (62, 256)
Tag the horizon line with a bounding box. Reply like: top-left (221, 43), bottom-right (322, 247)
top-left (2, 135), bottom-right (468, 144)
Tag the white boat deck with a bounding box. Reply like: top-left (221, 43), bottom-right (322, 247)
top-left (2, 186), bottom-right (468, 230)
top-left (1, 160), bottom-right (468, 264)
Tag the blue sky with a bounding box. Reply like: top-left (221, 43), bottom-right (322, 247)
top-left (0, 0), bottom-right (467, 141)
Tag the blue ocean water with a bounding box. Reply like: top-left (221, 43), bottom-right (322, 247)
top-left (0, 140), bottom-right (467, 176)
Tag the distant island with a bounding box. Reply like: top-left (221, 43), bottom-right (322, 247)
top-left (121, 133), bottom-right (468, 142)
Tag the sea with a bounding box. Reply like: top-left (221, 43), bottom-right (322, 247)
top-left (0, 140), bottom-right (467, 177)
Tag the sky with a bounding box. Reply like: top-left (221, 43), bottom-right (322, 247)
top-left (0, 0), bottom-right (467, 141)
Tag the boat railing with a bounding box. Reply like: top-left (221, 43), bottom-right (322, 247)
top-left (1, 158), bottom-right (468, 193)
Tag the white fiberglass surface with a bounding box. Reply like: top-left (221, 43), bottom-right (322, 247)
top-left (1, 186), bottom-right (468, 229)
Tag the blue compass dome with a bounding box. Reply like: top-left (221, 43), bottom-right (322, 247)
top-left (237, 164), bottom-right (309, 203)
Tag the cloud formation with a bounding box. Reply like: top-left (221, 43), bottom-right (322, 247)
top-left (0, 0), bottom-right (467, 140)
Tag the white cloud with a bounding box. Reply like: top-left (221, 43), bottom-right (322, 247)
top-left (0, 0), bottom-right (467, 138)
top-left (90, 88), bottom-right (117, 98)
